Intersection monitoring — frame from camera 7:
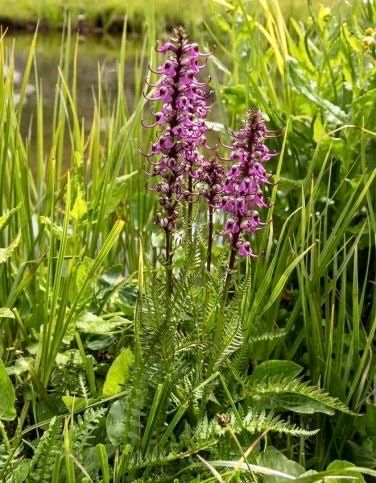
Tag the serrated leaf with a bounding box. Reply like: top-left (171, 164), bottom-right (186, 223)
top-left (0, 359), bottom-right (16, 420)
top-left (103, 348), bottom-right (134, 397)
top-left (0, 232), bottom-right (21, 264)
top-left (268, 394), bottom-right (335, 415)
top-left (249, 376), bottom-right (355, 415)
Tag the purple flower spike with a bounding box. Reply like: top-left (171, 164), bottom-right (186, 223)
top-left (221, 108), bottom-right (275, 257)
top-left (143, 26), bottom-right (211, 231)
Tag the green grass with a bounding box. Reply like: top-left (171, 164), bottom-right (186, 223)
top-left (0, 0), bottom-right (375, 481)
top-left (0, 0), bottom-right (352, 32)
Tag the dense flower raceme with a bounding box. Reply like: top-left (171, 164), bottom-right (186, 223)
top-left (221, 109), bottom-right (274, 257)
top-left (143, 26), bottom-right (211, 231)
top-left (194, 156), bottom-right (224, 208)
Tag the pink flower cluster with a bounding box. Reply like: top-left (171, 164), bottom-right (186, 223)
top-left (221, 109), bottom-right (273, 256)
top-left (142, 29), bottom-right (275, 259)
top-left (143, 26), bottom-right (210, 231)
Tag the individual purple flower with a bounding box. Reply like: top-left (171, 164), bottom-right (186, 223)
top-left (221, 108), bottom-right (274, 258)
top-left (143, 26), bottom-right (211, 232)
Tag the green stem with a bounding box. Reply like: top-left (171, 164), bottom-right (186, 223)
top-left (206, 205), bottom-right (213, 272)
top-left (164, 228), bottom-right (173, 298)
top-left (187, 175), bottom-right (193, 242)
top-left (223, 232), bottom-right (239, 303)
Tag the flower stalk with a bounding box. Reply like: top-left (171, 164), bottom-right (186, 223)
top-left (195, 156), bottom-right (224, 271)
top-left (221, 108), bottom-right (274, 298)
top-left (142, 26), bottom-right (210, 291)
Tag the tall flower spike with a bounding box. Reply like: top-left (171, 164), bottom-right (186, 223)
top-left (221, 108), bottom-right (275, 258)
top-left (143, 25), bottom-right (211, 232)
top-left (142, 26), bottom-right (210, 294)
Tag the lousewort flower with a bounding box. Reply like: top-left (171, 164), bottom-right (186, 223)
top-left (195, 156), bottom-right (224, 209)
top-left (143, 25), bottom-right (211, 232)
top-left (221, 109), bottom-right (274, 257)
top-left (194, 156), bottom-right (224, 270)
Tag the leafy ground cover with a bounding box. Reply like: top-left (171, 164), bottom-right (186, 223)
top-left (0, 0), bottom-right (375, 481)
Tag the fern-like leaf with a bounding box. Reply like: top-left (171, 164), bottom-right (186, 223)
top-left (248, 376), bottom-right (355, 415)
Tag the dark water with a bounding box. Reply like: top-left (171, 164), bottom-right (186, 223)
top-left (5, 33), bottom-right (140, 157)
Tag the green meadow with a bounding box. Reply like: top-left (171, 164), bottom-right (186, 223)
top-left (0, 0), bottom-right (375, 481)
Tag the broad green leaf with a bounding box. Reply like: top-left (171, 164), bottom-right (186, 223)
top-left (0, 232), bottom-right (21, 264)
top-left (96, 444), bottom-right (110, 482)
top-left (75, 257), bottom-right (95, 292)
top-left (313, 115), bottom-right (325, 143)
top-left (249, 360), bottom-right (303, 384)
top-left (0, 359), bottom-right (16, 420)
top-left (257, 447), bottom-right (305, 482)
top-left (287, 58), bottom-right (348, 125)
top-left (8, 459), bottom-right (31, 482)
top-left (103, 348), bottom-right (134, 397)
top-left (86, 335), bottom-right (115, 351)
top-left (106, 400), bottom-right (126, 446)
top-left (104, 172), bottom-right (137, 216)
top-left (323, 461), bottom-right (365, 483)
top-left (55, 349), bottom-right (83, 367)
top-left (69, 257), bottom-right (95, 305)
top-left (70, 186), bottom-right (87, 220)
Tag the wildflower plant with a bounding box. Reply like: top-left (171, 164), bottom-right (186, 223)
top-left (143, 26), bottom-right (211, 293)
top-left (220, 109), bottom-right (274, 295)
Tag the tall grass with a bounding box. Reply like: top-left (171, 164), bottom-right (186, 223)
top-left (0, 0), bottom-right (375, 481)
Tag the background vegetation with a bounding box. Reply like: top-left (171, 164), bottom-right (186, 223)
top-left (0, 0), bottom-right (375, 481)
top-left (0, 0), bottom-right (355, 32)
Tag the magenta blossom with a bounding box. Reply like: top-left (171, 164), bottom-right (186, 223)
top-left (221, 109), bottom-right (274, 257)
top-left (143, 26), bottom-right (211, 231)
